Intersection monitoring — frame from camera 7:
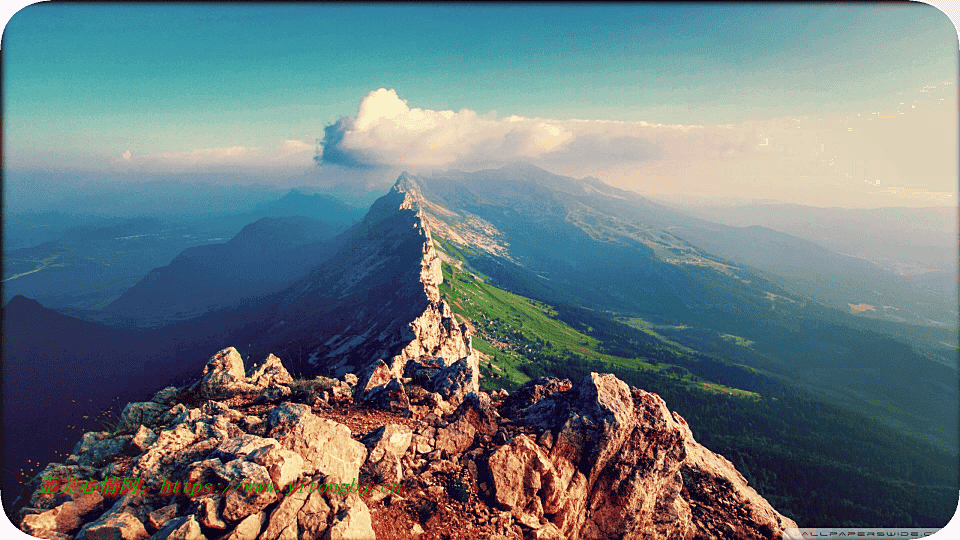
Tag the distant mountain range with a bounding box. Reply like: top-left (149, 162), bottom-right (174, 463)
top-left (103, 216), bottom-right (347, 327)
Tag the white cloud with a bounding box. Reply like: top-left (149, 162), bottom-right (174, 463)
top-left (122, 150), bottom-right (131, 161)
top-left (319, 87), bottom-right (955, 206)
top-left (320, 88), bottom-right (577, 169)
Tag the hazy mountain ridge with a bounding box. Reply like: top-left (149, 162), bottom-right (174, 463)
top-left (3, 189), bottom-right (368, 315)
top-left (104, 216), bottom-right (348, 328)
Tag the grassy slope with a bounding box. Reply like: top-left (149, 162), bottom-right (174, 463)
top-left (438, 251), bottom-right (757, 398)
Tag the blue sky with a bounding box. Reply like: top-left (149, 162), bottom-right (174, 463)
top-left (3, 3), bottom-right (958, 206)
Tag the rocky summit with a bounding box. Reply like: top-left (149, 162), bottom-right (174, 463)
top-left (15, 345), bottom-right (797, 540)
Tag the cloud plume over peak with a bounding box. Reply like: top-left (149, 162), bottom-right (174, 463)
top-left (317, 87), bottom-right (956, 206)
top-left (319, 88), bottom-right (577, 170)
top-left (317, 88), bottom-right (761, 178)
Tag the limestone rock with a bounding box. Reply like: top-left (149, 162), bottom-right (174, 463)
top-left (265, 402), bottom-right (367, 483)
top-left (194, 495), bottom-right (226, 530)
top-left (247, 353), bottom-right (294, 388)
top-left (260, 482), bottom-right (311, 540)
top-left (79, 511), bottom-right (149, 540)
top-left (130, 424), bottom-right (198, 491)
top-left (484, 373), bottom-right (797, 539)
top-left (426, 355), bottom-right (480, 407)
top-left (220, 460), bottom-right (278, 521)
top-left (163, 515), bottom-right (206, 540)
top-left (20, 491), bottom-right (104, 537)
top-left (151, 387), bottom-right (179, 405)
top-left (297, 489), bottom-right (333, 539)
top-left (245, 442), bottom-right (304, 491)
top-left (498, 377), bottom-right (571, 420)
top-left (359, 377), bottom-right (410, 412)
top-left (129, 425), bottom-right (158, 454)
top-left (353, 359), bottom-right (395, 403)
top-left (211, 434), bottom-right (278, 463)
top-left (325, 494), bottom-right (375, 540)
top-left (117, 401), bottom-right (170, 433)
top-left (361, 424), bottom-right (413, 484)
top-left (193, 347), bottom-right (259, 399)
top-left (147, 505), bottom-right (177, 531)
top-left (223, 511), bottom-right (266, 540)
top-left (403, 356), bottom-right (446, 382)
top-left (72, 432), bottom-right (131, 467)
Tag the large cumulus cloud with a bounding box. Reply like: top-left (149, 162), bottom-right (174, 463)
top-left (320, 89), bottom-right (582, 169)
top-left (316, 86), bottom-right (956, 206)
top-left (316, 89), bottom-right (769, 181)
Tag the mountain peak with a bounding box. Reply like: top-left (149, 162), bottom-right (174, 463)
top-left (392, 171), bottom-right (419, 194)
top-left (498, 161), bottom-right (547, 173)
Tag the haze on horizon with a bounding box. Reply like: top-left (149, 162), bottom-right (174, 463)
top-left (3, 3), bottom-right (958, 208)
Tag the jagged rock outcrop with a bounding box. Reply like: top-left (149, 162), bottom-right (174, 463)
top-left (484, 373), bottom-right (797, 539)
top-left (17, 347), bottom-right (796, 540)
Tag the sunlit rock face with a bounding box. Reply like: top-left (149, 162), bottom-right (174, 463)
top-left (486, 373), bottom-right (798, 539)
top-left (16, 351), bottom-right (795, 540)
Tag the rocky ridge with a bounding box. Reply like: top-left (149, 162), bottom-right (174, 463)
top-left (263, 174), bottom-right (474, 382)
top-left (15, 346), bottom-right (797, 540)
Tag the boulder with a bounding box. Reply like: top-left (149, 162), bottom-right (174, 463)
top-left (20, 491), bottom-right (104, 537)
top-left (247, 353), bottom-right (294, 388)
top-left (353, 359), bottom-right (395, 403)
top-left (259, 481), bottom-right (311, 540)
top-left (78, 511), bottom-right (149, 540)
top-left (265, 403), bottom-right (367, 483)
top-left (147, 505), bottom-right (177, 531)
top-left (297, 489), bottom-right (333, 539)
top-left (499, 377), bottom-right (572, 420)
top-left (434, 415), bottom-right (478, 457)
top-left (193, 347), bottom-right (259, 399)
top-left (22, 463), bottom-right (100, 511)
top-left (402, 356), bottom-right (446, 382)
top-left (326, 496), bottom-right (375, 540)
top-left (210, 434), bottom-right (278, 463)
top-left (194, 495), bottom-right (226, 530)
top-left (360, 424), bottom-right (413, 484)
top-left (220, 460), bottom-right (278, 521)
top-left (72, 432), bottom-right (131, 467)
top-left (359, 377), bottom-right (410, 412)
top-left (245, 442), bottom-right (304, 492)
top-left (131, 424), bottom-right (199, 491)
top-left (117, 401), bottom-right (170, 433)
top-left (151, 387), bottom-right (179, 405)
top-left (161, 515), bottom-right (206, 540)
top-left (454, 392), bottom-right (500, 438)
top-left (223, 511), bottom-right (266, 540)
top-left (129, 425), bottom-right (157, 454)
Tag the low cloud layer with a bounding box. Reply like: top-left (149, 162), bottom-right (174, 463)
top-left (318, 87), bottom-right (956, 206)
top-left (108, 139), bottom-right (316, 174)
